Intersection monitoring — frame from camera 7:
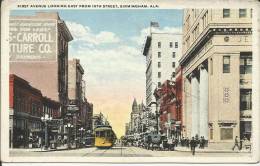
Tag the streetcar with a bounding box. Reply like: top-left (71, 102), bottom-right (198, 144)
top-left (94, 125), bottom-right (116, 148)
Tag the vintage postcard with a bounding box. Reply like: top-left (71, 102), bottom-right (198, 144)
top-left (0, 0), bottom-right (259, 163)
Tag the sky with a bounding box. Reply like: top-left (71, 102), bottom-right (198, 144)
top-left (11, 9), bottom-right (183, 137)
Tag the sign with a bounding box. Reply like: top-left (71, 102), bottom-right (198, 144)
top-left (9, 19), bottom-right (57, 61)
top-left (67, 105), bottom-right (79, 111)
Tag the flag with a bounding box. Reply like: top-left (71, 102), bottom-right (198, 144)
top-left (150, 21), bottom-right (159, 27)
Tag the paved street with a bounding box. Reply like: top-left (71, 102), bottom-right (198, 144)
top-left (10, 146), bottom-right (252, 157)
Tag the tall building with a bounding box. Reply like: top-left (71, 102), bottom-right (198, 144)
top-left (142, 33), bottom-right (182, 113)
top-left (9, 12), bottom-right (73, 118)
top-left (180, 9), bottom-right (252, 145)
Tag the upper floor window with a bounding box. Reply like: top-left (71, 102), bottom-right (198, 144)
top-left (170, 42), bottom-right (173, 48)
top-left (239, 9), bottom-right (247, 18)
top-left (172, 72), bottom-right (176, 78)
top-left (250, 9), bottom-right (253, 18)
top-left (175, 42), bottom-right (178, 48)
top-left (158, 52), bottom-right (161, 58)
top-left (223, 56), bottom-right (230, 73)
top-left (158, 72), bottom-right (161, 78)
top-left (172, 52), bottom-right (176, 58)
top-left (240, 89), bottom-right (252, 110)
top-left (158, 42), bottom-right (161, 48)
top-left (158, 62), bottom-right (161, 68)
top-left (223, 9), bottom-right (230, 18)
top-left (158, 82), bottom-right (161, 87)
top-left (172, 62), bottom-right (176, 68)
top-left (240, 53), bottom-right (252, 74)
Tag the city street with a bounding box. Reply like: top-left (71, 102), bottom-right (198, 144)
top-left (10, 146), bottom-right (251, 157)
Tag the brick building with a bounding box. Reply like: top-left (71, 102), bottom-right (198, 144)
top-left (9, 74), bottom-right (62, 148)
top-left (155, 78), bottom-right (183, 140)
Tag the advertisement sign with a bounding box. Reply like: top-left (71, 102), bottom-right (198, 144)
top-left (9, 19), bottom-right (57, 61)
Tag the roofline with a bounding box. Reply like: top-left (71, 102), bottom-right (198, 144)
top-left (142, 36), bottom-right (151, 56)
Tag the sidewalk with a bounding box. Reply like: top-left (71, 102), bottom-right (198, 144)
top-left (174, 146), bottom-right (251, 153)
top-left (10, 144), bottom-right (80, 152)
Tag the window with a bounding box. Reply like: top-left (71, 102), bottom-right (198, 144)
top-left (172, 52), bottom-right (176, 58)
top-left (172, 62), bottom-right (175, 68)
top-left (172, 72), bottom-right (176, 78)
top-left (250, 9), bottom-right (253, 18)
top-left (158, 72), bottom-right (161, 78)
top-left (210, 58), bottom-right (213, 75)
top-left (158, 62), bottom-right (161, 68)
top-left (210, 128), bottom-right (213, 140)
top-left (240, 89), bottom-right (252, 110)
top-left (223, 9), bottom-right (230, 18)
top-left (223, 56), bottom-right (230, 73)
top-left (158, 82), bottom-right (161, 87)
top-left (239, 9), bottom-right (247, 18)
top-left (170, 42), bottom-right (173, 48)
top-left (158, 52), bottom-right (161, 58)
top-left (175, 42), bottom-right (178, 48)
top-left (240, 53), bottom-right (252, 74)
top-left (220, 128), bottom-right (233, 140)
top-left (158, 42), bottom-right (161, 48)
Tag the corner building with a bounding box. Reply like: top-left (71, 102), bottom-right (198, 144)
top-left (180, 9), bottom-right (252, 145)
top-left (10, 12), bottom-right (73, 117)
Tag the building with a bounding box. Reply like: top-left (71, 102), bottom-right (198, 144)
top-left (67, 58), bottom-right (85, 139)
top-left (9, 74), bottom-right (42, 148)
top-left (142, 33), bottom-right (182, 115)
top-left (82, 99), bottom-right (93, 133)
top-left (9, 74), bottom-right (61, 148)
top-left (180, 9), bottom-right (252, 145)
top-left (9, 12), bottom-right (73, 118)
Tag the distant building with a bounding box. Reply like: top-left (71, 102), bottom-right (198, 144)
top-left (180, 9), bottom-right (252, 144)
top-left (142, 33), bottom-right (182, 114)
top-left (67, 59), bottom-right (85, 138)
top-left (126, 98), bottom-right (145, 136)
top-left (9, 12), bottom-right (73, 118)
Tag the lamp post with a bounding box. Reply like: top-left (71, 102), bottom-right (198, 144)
top-left (41, 114), bottom-right (52, 150)
top-left (65, 123), bottom-right (73, 149)
top-left (79, 127), bottom-right (85, 147)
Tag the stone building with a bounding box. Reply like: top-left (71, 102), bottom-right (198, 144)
top-left (180, 9), bottom-right (252, 144)
top-left (9, 12), bottom-right (73, 118)
top-left (143, 32), bottom-right (182, 114)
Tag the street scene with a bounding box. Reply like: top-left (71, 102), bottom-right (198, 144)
top-left (8, 8), bottom-right (252, 159)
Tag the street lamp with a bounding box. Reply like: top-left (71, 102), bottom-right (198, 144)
top-left (65, 123), bottom-right (73, 149)
top-left (41, 114), bottom-right (52, 150)
top-left (79, 127), bottom-right (85, 147)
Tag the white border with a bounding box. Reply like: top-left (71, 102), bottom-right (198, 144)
top-left (1, 0), bottom-right (259, 163)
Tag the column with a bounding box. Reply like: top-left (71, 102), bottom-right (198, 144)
top-left (190, 73), bottom-right (200, 137)
top-left (199, 64), bottom-right (209, 140)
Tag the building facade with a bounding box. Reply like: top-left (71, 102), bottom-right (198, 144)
top-left (143, 33), bottom-right (182, 114)
top-left (154, 78), bottom-right (183, 140)
top-left (10, 12), bottom-right (73, 118)
top-left (180, 9), bottom-right (252, 144)
top-left (9, 74), bottom-right (61, 148)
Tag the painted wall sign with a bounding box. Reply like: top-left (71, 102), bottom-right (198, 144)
top-left (9, 19), bottom-right (57, 61)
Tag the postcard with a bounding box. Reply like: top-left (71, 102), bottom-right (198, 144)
top-left (1, 0), bottom-right (259, 163)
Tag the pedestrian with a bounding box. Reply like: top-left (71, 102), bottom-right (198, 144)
top-left (190, 137), bottom-right (196, 155)
top-left (175, 138), bottom-right (178, 147)
top-left (199, 136), bottom-right (203, 149)
top-left (232, 136), bottom-right (240, 151)
top-left (201, 136), bottom-right (205, 149)
top-left (186, 137), bottom-right (190, 148)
